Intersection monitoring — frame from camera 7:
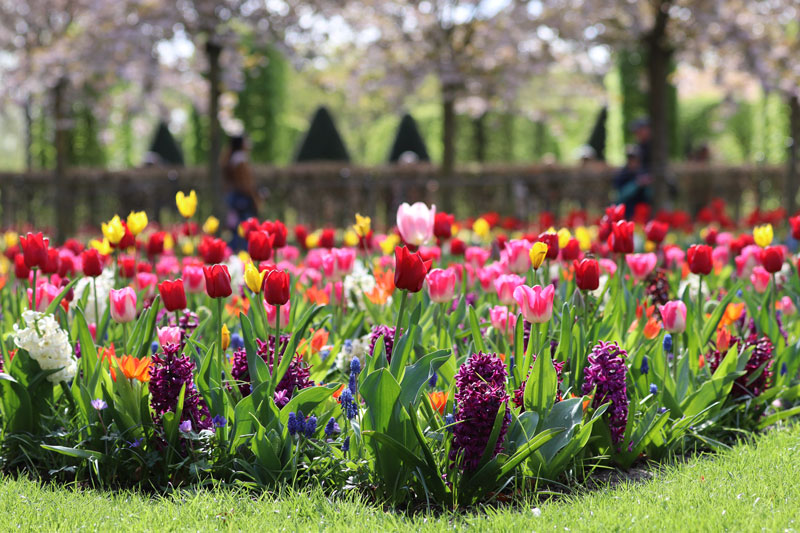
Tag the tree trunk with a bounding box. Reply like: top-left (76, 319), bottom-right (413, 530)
top-left (206, 41), bottom-right (224, 218)
top-left (442, 86), bottom-right (456, 175)
top-left (53, 79), bottom-right (73, 243)
top-left (646, 37), bottom-right (672, 210)
top-left (787, 94), bottom-right (800, 216)
top-left (23, 96), bottom-right (33, 171)
top-left (472, 112), bottom-right (486, 163)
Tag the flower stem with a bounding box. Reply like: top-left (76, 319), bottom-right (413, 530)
top-left (394, 290), bottom-right (408, 347)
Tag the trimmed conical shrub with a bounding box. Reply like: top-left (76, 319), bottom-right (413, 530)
top-left (388, 113), bottom-right (430, 163)
top-left (587, 106), bottom-right (607, 161)
top-left (294, 107), bottom-right (350, 162)
top-left (146, 121), bottom-right (184, 166)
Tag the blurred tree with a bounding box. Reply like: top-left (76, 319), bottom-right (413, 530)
top-left (389, 113), bottom-right (431, 163)
top-left (294, 107), bottom-right (350, 162)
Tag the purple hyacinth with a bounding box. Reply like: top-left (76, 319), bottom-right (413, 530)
top-left (368, 325), bottom-right (400, 362)
top-left (582, 341), bottom-right (629, 445)
top-left (450, 352), bottom-right (510, 471)
top-left (149, 343), bottom-right (212, 432)
top-left (708, 333), bottom-right (774, 398)
top-left (230, 334), bottom-right (314, 406)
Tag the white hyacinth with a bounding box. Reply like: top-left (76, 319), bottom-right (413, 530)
top-left (14, 310), bottom-right (77, 383)
top-left (70, 268), bottom-right (114, 324)
top-left (343, 261), bottom-right (376, 310)
top-left (226, 254), bottom-right (245, 294)
top-left (335, 334), bottom-right (371, 373)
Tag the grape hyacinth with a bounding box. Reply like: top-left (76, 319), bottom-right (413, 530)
top-left (450, 352), bottom-right (510, 471)
top-left (149, 343), bottom-right (212, 432)
top-left (368, 325), bottom-right (400, 362)
top-left (324, 417), bottom-right (340, 438)
top-left (582, 341), bottom-right (629, 445)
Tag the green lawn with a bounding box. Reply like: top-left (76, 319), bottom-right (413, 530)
top-left (3, 426), bottom-right (800, 532)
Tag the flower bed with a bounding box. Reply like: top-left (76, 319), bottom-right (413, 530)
top-left (0, 196), bottom-right (798, 507)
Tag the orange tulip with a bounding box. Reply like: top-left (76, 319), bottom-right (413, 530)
top-left (332, 383), bottom-right (346, 399)
top-left (298, 328), bottom-right (330, 356)
top-left (643, 317), bottom-right (662, 340)
top-left (428, 391), bottom-right (448, 414)
top-left (305, 285), bottom-right (330, 305)
top-left (718, 303), bottom-right (744, 329)
top-left (119, 355), bottom-right (151, 382)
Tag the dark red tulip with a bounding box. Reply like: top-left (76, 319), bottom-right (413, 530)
top-left (203, 265), bottom-right (232, 298)
top-left (761, 246), bottom-right (785, 274)
top-left (433, 212), bottom-right (454, 240)
top-left (158, 279), bottom-right (187, 311)
top-left (537, 232), bottom-right (560, 260)
top-left (791, 215), bottom-right (800, 240)
top-left (113, 222), bottom-right (135, 250)
top-left (687, 244), bottom-right (713, 275)
top-left (137, 262), bottom-right (152, 273)
top-left (248, 230), bottom-right (275, 262)
top-left (118, 255), bottom-right (136, 278)
top-left (609, 221), bottom-right (634, 254)
top-left (63, 238), bottom-right (84, 255)
top-left (450, 238), bottom-right (466, 256)
top-left (147, 231), bottom-right (165, 257)
top-left (42, 248), bottom-right (60, 275)
top-left (574, 258), bottom-right (600, 291)
top-left (269, 220), bottom-right (288, 248)
top-left (3, 244), bottom-right (19, 261)
top-left (81, 249), bottom-right (104, 277)
top-left (495, 234), bottom-right (508, 252)
top-left (14, 254), bottom-right (29, 279)
top-left (394, 246), bottom-right (432, 293)
top-left (19, 232), bottom-right (48, 269)
top-left (264, 270), bottom-right (290, 306)
top-left (644, 220), bottom-right (668, 244)
top-left (704, 227), bottom-right (719, 246)
top-left (199, 236), bottom-right (227, 264)
top-left (320, 228), bottom-right (336, 249)
top-left (58, 253), bottom-right (75, 277)
top-left (561, 238), bottom-right (581, 261)
top-left (294, 224), bottom-right (309, 249)
top-left (240, 217), bottom-right (261, 239)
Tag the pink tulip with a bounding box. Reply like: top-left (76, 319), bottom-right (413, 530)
top-left (109, 287), bottom-right (137, 323)
top-left (664, 246), bottom-right (685, 268)
top-left (513, 284), bottom-right (555, 324)
top-left (322, 248), bottom-right (356, 280)
top-left (489, 305), bottom-right (517, 336)
top-left (750, 266), bottom-right (770, 293)
top-left (712, 246), bottom-right (729, 266)
top-left (716, 232), bottom-right (734, 247)
top-left (599, 258), bottom-right (617, 277)
top-left (396, 202), bottom-right (435, 246)
top-left (157, 326), bottom-right (182, 348)
top-left (182, 265), bottom-right (206, 293)
top-left (265, 301), bottom-right (292, 328)
top-left (27, 281), bottom-right (60, 312)
top-left (465, 246), bottom-right (490, 268)
top-left (135, 272), bottom-right (158, 296)
top-left (426, 268), bottom-right (457, 303)
top-left (779, 296), bottom-right (797, 316)
top-left (279, 245), bottom-right (300, 262)
top-left (477, 264), bottom-right (501, 291)
top-left (658, 300), bottom-right (687, 333)
top-left (156, 255), bottom-right (180, 277)
top-left (494, 274), bottom-right (525, 306)
top-left (503, 239), bottom-right (532, 274)
top-left (625, 253), bottom-right (657, 280)
top-left (325, 281), bottom-right (344, 306)
top-left (419, 246), bottom-right (441, 262)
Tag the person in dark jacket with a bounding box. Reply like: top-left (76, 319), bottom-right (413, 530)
top-left (614, 146), bottom-right (652, 219)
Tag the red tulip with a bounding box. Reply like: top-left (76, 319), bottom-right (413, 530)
top-left (450, 238), bottom-right (466, 256)
top-left (147, 231), bottom-right (165, 257)
top-left (704, 227), bottom-right (719, 246)
top-left (269, 220), bottom-right (288, 248)
top-left (199, 236), bottom-right (227, 264)
top-left (248, 230), bottom-right (275, 262)
top-left (320, 228), bottom-right (336, 249)
top-left (537, 232), bottom-right (559, 260)
top-left (561, 238), bottom-right (580, 261)
top-left (264, 270), bottom-right (290, 305)
top-left (115, 222), bottom-right (136, 249)
top-left (574, 258), bottom-right (600, 291)
top-left (19, 232), bottom-right (48, 269)
top-left (203, 265), bottom-right (232, 298)
top-left (64, 238), bottom-right (84, 255)
top-left (294, 224), bottom-right (309, 249)
top-left (687, 244), bottom-right (713, 275)
top-left (644, 220), bottom-right (668, 244)
top-left (240, 217), bottom-right (261, 238)
top-left (118, 255), bottom-right (136, 278)
top-left (433, 212), bottom-right (454, 240)
top-left (14, 254), bottom-right (29, 279)
top-left (761, 245), bottom-right (784, 274)
top-left (394, 246), bottom-right (432, 293)
top-left (609, 221), bottom-right (634, 254)
top-left (790, 215), bottom-right (800, 240)
top-left (58, 253), bottom-right (75, 277)
top-left (42, 248), bottom-right (60, 275)
top-left (81, 249), bottom-right (104, 277)
top-left (158, 279), bottom-right (187, 311)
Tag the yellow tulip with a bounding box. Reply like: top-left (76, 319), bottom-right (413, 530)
top-left (244, 262), bottom-right (267, 293)
top-left (90, 238), bottom-right (112, 255)
top-left (0, 256), bottom-right (9, 275)
top-left (203, 215), bottom-right (220, 234)
top-left (237, 251), bottom-right (250, 264)
top-left (305, 232), bottom-right (320, 249)
top-left (181, 240), bottom-right (194, 255)
top-left (102, 215), bottom-right (126, 245)
top-left (353, 213), bottom-right (371, 238)
top-left (4, 231), bottom-right (18, 248)
top-left (644, 240), bottom-right (656, 252)
top-left (221, 324), bottom-right (231, 351)
top-left (126, 211), bottom-right (148, 236)
top-left (379, 234), bottom-right (400, 255)
top-left (344, 230), bottom-right (359, 247)
top-left (557, 228), bottom-right (571, 249)
top-left (176, 190), bottom-right (197, 218)
top-left (529, 241), bottom-right (548, 270)
top-left (163, 233), bottom-right (175, 251)
top-left (753, 224), bottom-right (773, 248)
top-left (473, 217), bottom-right (490, 239)
top-left (575, 226), bottom-right (592, 251)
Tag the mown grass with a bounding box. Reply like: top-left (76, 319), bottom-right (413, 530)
top-left (3, 425), bottom-right (800, 532)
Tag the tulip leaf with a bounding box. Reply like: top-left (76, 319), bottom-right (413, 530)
top-left (523, 346), bottom-right (557, 421)
top-left (43, 277), bottom-right (80, 316)
top-left (468, 305), bottom-right (487, 353)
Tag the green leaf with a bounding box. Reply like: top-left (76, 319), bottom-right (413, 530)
top-left (397, 349), bottom-right (450, 408)
top-left (523, 348), bottom-right (557, 420)
top-left (43, 277), bottom-right (80, 316)
top-left (468, 305), bottom-right (487, 353)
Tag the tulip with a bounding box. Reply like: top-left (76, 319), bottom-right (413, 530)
top-left (158, 279), bottom-right (187, 311)
top-left (450, 238), bottom-right (466, 256)
top-left (574, 258), bottom-right (600, 291)
top-left (126, 211), bottom-right (148, 236)
top-left (118, 255), bottom-right (136, 278)
top-left (203, 215), bottom-right (220, 234)
top-left (753, 224), bottom-right (773, 248)
top-left (489, 305), bottom-right (517, 336)
top-left (354, 213), bottom-right (372, 238)
top-left (247, 230), bottom-right (274, 262)
top-left (433, 212), bottom-right (454, 240)
top-left (396, 202), bottom-right (435, 246)
top-left (687, 244), bottom-right (713, 275)
top-left (102, 215), bottom-right (126, 245)
top-left (760, 245), bottom-right (784, 274)
top-left (394, 246), bottom-right (432, 293)
top-left (609, 221), bottom-right (634, 254)
top-left (264, 270), bottom-right (291, 306)
top-left (204, 265), bottom-right (232, 299)
top-left (426, 268), bottom-right (457, 303)
top-left (626, 253), bottom-right (657, 281)
top-left (561, 238), bottom-right (581, 261)
top-left (147, 232), bottom-right (165, 257)
top-left (157, 326), bottom-right (182, 348)
top-left (319, 228), bottom-right (336, 249)
top-left (135, 272), bottom-right (158, 294)
top-left (645, 220), bottom-right (669, 244)
top-left (20, 232), bottom-right (49, 269)
top-left (751, 266), bottom-right (770, 293)
top-left (494, 274), bottom-right (525, 305)
top-left (322, 248), bottom-right (356, 280)
top-left (199, 236), bottom-right (227, 264)
top-left (529, 242), bottom-right (548, 270)
top-left (109, 287), bottom-right (137, 323)
top-left (472, 217), bottom-right (490, 239)
top-left (504, 239), bottom-right (532, 274)
top-left (790, 216), bottom-right (800, 240)
top-left (14, 254), bottom-right (30, 279)
top-left (244, 262), bottom-right (267, 293)
top-left (27, 282), bottom-right (59, 312)
top-left (465, 246), bottom-right (490, 268)
top-left (182, 265), bottom-right (205, 293)
top-left (42, 248), bottom-right (60, 275)
top-left (664, 245), bottom-right (685, 268)
top-left (81, 249), bottom-right (104, 277)
top-left (712, 246), bottom-right (729, 266)
top-left (599, 258), bottom-right (617, 277)
top-left (264, 301), bottom-right (291, 328)
top-left (176, 190), bottom-right (197, 218)
top-left (779, 296), bottom-right (797, 316)
top-left (221, 324), bottom-right (231, 351)
top-left (537, 232), bottom-right (559, 260)
top-left (658, 300), bottom-right (687, 333)
top-left (513, 284), bottom-right (555, 324)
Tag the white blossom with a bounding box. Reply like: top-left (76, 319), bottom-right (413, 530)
top-left (14, 311), bottom-right (77, 383)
